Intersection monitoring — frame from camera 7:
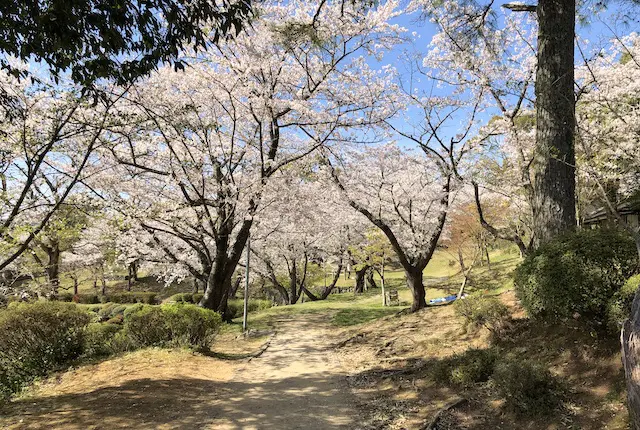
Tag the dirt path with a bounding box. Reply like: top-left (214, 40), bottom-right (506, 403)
top-left (213, 314), bottom-right (356, 429)
top-left (0, 313), bottom-right (358, 430)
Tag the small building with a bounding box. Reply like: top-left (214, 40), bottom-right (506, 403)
top-left (583, 201), bottom-right (640, 229)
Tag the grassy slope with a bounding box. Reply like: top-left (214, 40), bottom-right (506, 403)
top-left (235, 246), bottom-right (627, 429)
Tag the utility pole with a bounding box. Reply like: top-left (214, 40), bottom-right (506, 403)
top-left (243, 234), bottom-right (250, 334)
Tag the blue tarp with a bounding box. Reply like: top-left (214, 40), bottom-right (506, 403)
top-left (429, 294), bottom-right (458, 305)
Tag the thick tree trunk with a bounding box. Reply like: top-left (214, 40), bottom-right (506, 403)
top-left (73, 278), bottom-right (79, 295)
top-left (621, 286), bottom-right (640, 429)
top-left (229, 276), bottom-right (242, 299)
top-left (532, 0), bottom-right (576, 246)
top-left (354, 265), bottom-right (369, 294)
top-left (366, 267), bottom-right (377, 290)
top-left (406, 268), bottom-right (426, 312)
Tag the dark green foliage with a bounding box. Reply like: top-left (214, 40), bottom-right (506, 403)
top-left (607, 274), bottom-right (640, 332)
top-left (97, 303), bottom-right (127, 322)
top-left (73, 294), bottom-right (100, 304)
top-left (454, 294), bottom-right (510, 334)
top-left (491, 359), bottom-right (566, 416)
top-left (0, 302), bottom-right (91, 398)
top-left (432, 348), bottom-right (499, 387)
top-left (101, 292), bottom-right (157, 304)
top-left (227, 299), bottom-right (273, 318)
top-left (82, 323), bottom-right (123, 357)
top-left (514, 229), bottom-right (638, 321)
top-left (123, 303), bottom-right (222, 350)
top-left (169, 293), bottom-right (204, 304)
top-left (0, 0), bottom-right (253, 88)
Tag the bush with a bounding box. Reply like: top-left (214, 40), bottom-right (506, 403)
top-left (514, 229), bottom-right (638, 321)
top-left (168, 293), bottom-right (204, 304)
top-left (454, 294), bottom-right (510, 334)
top-left (97, 303), bottom-right (127, 322)
top-left (101, 292), bottom-right (157, 304)
top-left (123, 303), bottom-right (222, 350)
top-left (0, 301), bottom-right (91, 398)
top-left (492, 359), bottom-right (565, 416)
top-left (73, 293), bottom-right (100, 304)
top-left (607, 274), bottom-right (640, 331)
top-left (227, 299), bottom-right (272, 318)
top-left (432, 348), bottom-right (499, 387)
top-left (83, 323), bottom-right (123, 357)
top-left (57, 292), bottom-right (74, 302)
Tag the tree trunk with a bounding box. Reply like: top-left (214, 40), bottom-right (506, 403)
top-left (366, 267), bottom-right (377, 290)
top-left (319, 263), bottom-right (343, 299)
top-left (100, 264), bottom-right (106, 296)
top-left (73, 278), bottom-right (79, 295)
top-left (457, 248), bottom-right (466, 272)
top-left (621, 286), bottom-right (640, 429)
top-left (45, 244), bottom-right (60, 296)
top-left (406, 268), bottom-right (426, 312)
top-left (533, 0), bottom-right (576, 246)
top-left (229, 276), bottom-right (242, 299)
top-left (354, 265), bottom-right (369, 294)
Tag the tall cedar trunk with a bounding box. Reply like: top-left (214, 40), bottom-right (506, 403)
top-left (622, 286), bottom-right (640, 429)
top-left (406, 268), bottom-right (426, 312)
top-left (532, 0), bottom-right (576, 246)
top-left (354, 265), bottom-right (369, 294)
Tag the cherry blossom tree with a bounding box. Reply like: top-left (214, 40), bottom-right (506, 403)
top-left (0, 68), bottom-right (120, 275)
top-left (326, 140), bottom-right (465, 311)
top-left (103, 0), bottom-right (402, 317)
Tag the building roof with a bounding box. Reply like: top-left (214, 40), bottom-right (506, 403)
top-left (583, 200), bottom-right (640, 224)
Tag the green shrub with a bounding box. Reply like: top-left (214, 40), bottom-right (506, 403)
top-left (101, 292), bottom-right (157, 304)
top-left (73, 293), bottom-right (100, 304)
top-left (514, 229), bottom-right (638, 321)
top-left (0, 301), bottom-right (91, 398)
top-left (432, 348), bottom-right (499, 387)
top-left (454, 294), bottom-right (510, 334)
top-left (227, 299), bottom-right (272, 318)
top-left (607, 274), bottom-right (640, 331)
top-left (169, 293), bottom-right (204, 304)
top-left (97, 303), bottom-right (127, 322)
top-left (57, 292), bottom-right (74, 302)
top-left (83, 323), bottom-right (123, 357)
top-left (123, 304), bottom-right (222, 350)
top-left (492, 359), bottom-right (565, 416)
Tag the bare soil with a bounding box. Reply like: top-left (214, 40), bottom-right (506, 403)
top-left (0, 314), bottom-right (357, 430)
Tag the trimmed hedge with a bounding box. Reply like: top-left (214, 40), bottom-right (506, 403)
top-left (227, 299), bottom-right (272, 318)
top-left (0, 302), bottom-right (91, 398)
top-left (123, 303), bottom-right (222, 350)
top-left (101, 292), bottom-right (157, 304)
top-left (168, 293), bottom-right (204, 304)
top-left (514, 229), bottom-right (638, 322)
